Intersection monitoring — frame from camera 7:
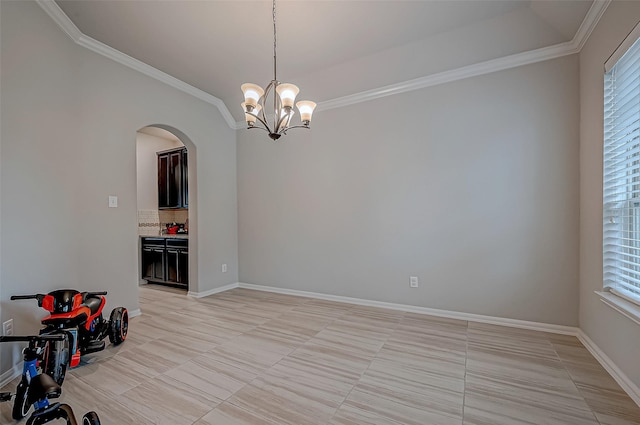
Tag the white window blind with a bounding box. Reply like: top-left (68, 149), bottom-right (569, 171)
top-left (604, 30), bottom-right (640, 307)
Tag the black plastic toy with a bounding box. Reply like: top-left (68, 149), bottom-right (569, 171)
top-left (0, 334), bottom-right (101, 424)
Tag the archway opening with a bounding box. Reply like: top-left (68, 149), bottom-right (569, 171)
top-left (135, 125), bottom-right (197, 293)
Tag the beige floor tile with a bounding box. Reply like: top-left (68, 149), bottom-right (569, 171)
top-left (229, 327), bottom-right (301, 356)
top-left (577, 383), bottom-right (640, 425)
top-left (344, 387), bottom-right (463, 425)
top-left (289, 342), bottom-right (373, 379)
top-left (228, 382), bottom-right (337, 425)
top-left (168, 358), bottom-right (254, 401)
top-left (3, 285), bottom-right (637, 425)
top-left (204, 341), bottom-right (286, 375)
top-left (72, 353), bottom-right (152, 396)
top-left (310, 327), bottom-right (387, 357)
top-left (360, 360), bottom-right (465, 416)
top-left (464, 373), bottom-right (599, 425)
top-left (330, 403), bottom-right (407, 425)
top-left (255, 357), bottom-right (356, 408)
top-left (466, 345), bottom-right (580, 397)
top-left (467, 324), bottom-right (558, 361)
top-left (194, 402), bottom-right (280, 425)
top-left (55, 374), bottom-right (157, 425)
top-left (257, 312), bottom-right (330, 341)
top-left (117, 375), bottom-right (219, 425)
top-left (291, 299), bottom-right (352, 319)
top-left (111, 344), bottom-right (180, 377)
top-left (126, 315), bottom-right (174, 341)
top-left (376, 341), bottom-right (466, 379)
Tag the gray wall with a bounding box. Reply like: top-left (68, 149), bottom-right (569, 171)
top-left (0, 1), bottom-right (238, 374)
top-left (238, 55), bottom-right (580, 326)
top-left (579, 0), bottom-right (640, 391)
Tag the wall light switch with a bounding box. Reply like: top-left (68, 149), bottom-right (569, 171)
top-left (222, 263), bottom-right (228, 273)
top-left (410, 276), bottom-right (419, 288)
top-left (108, 195), bottom-right (118, 208)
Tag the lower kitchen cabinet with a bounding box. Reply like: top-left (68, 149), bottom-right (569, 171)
top-left (141, 237), bottom-right (188, 287)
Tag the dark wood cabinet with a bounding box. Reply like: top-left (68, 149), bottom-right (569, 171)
top-left (141, 237), bottom-right (188, 287)
top-left (158, 147), bottom-right (188, 209)
top-left (182, 149), bottom-right (188, 208)
top-left (141, 238), bottom-right (166, 281)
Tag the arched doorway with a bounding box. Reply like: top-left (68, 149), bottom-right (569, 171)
top-left (135, 125), bottom-right (197, 292)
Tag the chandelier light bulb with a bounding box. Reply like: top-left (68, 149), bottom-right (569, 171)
top-left (296, 100), bottom-right (317, 123)
top-left (241, 83), bottom-right (265, 108)
top-left (276, 83), bottom-right (300, 109)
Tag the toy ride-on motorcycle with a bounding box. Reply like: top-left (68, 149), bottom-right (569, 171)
top-left (11, 289), bottom-right (128, 384)
top-left (0, 334), bottom-right (102, 424)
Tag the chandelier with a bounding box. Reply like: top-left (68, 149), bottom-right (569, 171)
top-left (241, 0), bottom-right (316, 140)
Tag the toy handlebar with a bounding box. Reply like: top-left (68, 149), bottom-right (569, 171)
top-left (10, 294), bottom-right (46, 307)
top-left (0, 334), bottom-right (66, 343)
top-left (10, 294), bottom-right (44, 301)
top-left (84, 291), bottom-right (107, 296)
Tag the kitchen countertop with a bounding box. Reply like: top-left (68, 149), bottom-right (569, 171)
top-left (139, 234), bottom-right (189, 239)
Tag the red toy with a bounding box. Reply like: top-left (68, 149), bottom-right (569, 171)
top-left (11, 289), bottom-right (128, 384)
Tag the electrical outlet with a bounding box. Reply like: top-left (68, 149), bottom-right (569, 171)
top-left (108, 195), bottom-right (118, 208)
top-left (410, 276), bottom-right (419, 288)
top-left (222, 263), bottom-right (228, 273)
top-left (3, 319), bottom-right (14, 336)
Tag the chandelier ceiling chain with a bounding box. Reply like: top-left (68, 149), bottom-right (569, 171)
top-left (272, 0), bottom-right (277, 82)
top-left (241, 0), bottom-right (317, 141)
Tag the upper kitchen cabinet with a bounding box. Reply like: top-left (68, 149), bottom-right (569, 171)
top-left (182, 148), bottom-right (188, 208)
top-left (158, 147), bottom-right (188, 209)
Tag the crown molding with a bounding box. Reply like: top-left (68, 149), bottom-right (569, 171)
top-left (316, 41), bottom-right (576, 113)
top-left (35, 0), bottom-right (238, 130)
top-left (36, 0), bottom-right (609, 130)
top-left (573, 0), bottom-right (611, 52)
top-left (314, 0), bottom-right (611, 114)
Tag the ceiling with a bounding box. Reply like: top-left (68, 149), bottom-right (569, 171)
top-left (55, 0), bottom-right (594, 122)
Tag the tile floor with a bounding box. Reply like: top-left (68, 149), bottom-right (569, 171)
top-left (1, 285), bottom-right (639, 425)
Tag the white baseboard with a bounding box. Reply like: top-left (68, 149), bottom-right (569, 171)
top-left (187, 282), bottom-right (239, 299)
top-left (128, 308), bottom-right (142, 319)
top-left (237, 282), bottom-right (578, 335)
top-left (0, 364), bottom-right (22, 390)
top-left (577, 330), bottom-right (640, 407)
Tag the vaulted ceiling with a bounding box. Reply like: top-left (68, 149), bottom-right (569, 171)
top-left (55, 0), bottom-right (595, 122)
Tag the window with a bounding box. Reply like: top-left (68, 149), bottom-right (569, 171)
top-left (603, 27), bottom-right (640, 307)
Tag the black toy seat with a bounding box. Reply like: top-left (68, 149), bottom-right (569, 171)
top-left (83, 296), bottom-right (102, 316)
top-left (27, 374), bottom-right (61, 406)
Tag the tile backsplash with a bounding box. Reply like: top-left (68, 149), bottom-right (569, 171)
top-left (138, 210), bottom-right (160, 236)
top-left (159, 210), bottom-right (188, 227)
top-left (138, 209), bottom-right (188, 235)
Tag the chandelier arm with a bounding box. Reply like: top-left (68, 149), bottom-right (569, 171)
top-left (260, 80), bottom-right (277, 132)
top-left (258, 106), bottom-right (272, 134)
top-left (255, 101), bottom-right (273, 133)
top-left (282, 124), bottom-right (311, 131)
top-left (247, 112), bottom-right (272, 133)
top-left (247, 124), bottom-right (270, 134)
top-left (275, 111), bottom-right (290, 133)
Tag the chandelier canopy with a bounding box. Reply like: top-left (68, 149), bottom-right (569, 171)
top-left (241, 0), bottom-right (316, 140)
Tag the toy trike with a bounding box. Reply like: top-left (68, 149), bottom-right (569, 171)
top-left (11, 289), bottom-right (128, 385)
top-left (0, 334), bottom-right (102, 424)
